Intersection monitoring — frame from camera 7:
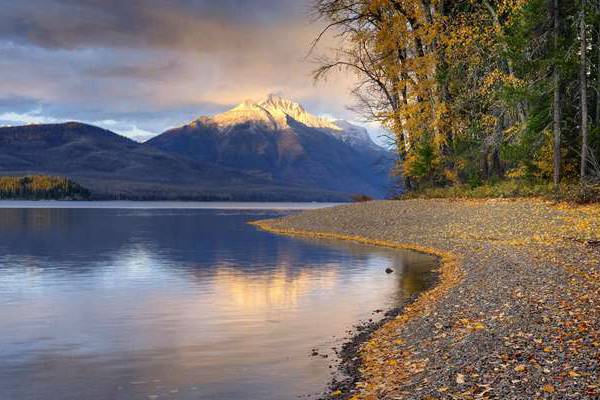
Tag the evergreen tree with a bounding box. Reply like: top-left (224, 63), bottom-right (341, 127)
top-left (313, 0), bottom-right (600, 191)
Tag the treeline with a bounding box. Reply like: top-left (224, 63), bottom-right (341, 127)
top-left (313, 0), bottom-right (600, 193)
top-left (0, 176), bottom-right (91, 200)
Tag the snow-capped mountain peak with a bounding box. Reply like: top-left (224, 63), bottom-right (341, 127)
top-left (195, 95), bottom-right (384, 150)
top-left (212, 99), bottom-right (279, 130)
top-left (258, 94), bottom-right (341, 131)
top-left (210, 95), bottom-right (341, 131)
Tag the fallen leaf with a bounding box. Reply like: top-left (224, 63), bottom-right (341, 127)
top-left (542, 384), bottom-right (555, 393)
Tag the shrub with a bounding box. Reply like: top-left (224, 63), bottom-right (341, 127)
top-left (351, 194), bottom-right (374, 202)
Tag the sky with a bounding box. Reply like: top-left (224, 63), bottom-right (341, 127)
top-left (0, 0), bottom-right (376, 142)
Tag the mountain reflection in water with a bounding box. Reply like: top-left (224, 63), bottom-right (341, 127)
top-left (0, 206), bottom-right (437, 400)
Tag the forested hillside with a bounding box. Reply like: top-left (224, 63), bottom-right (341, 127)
top-left (0, 122), bottom-right (364, 201)
top-left (0, 176), bottom-right (91, 200)
top-left (313, 0), bottom-right (600, 198)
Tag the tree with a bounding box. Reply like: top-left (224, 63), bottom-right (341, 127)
top-left (580, 0), bottom-right (589, 182)
top-left (0, 176), bottom-right (91, 200)
top-left (554, 0), bottom-right (562, 187)
top-left (312, 0), bottom-right (447, 187)
top-left (311, 0), bottom-right (600, 192)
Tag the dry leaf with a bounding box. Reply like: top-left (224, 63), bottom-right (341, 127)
top-left (542, 384), bottom-right (555, 393)
top-left (514, 364), bottom-right (526, 372)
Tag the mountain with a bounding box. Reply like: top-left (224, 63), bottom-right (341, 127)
top-left (211, 95), bottom-right (341, 131)
top-left (146, 95), bottom-right (394, 198)
top-left (0, 97), bottom-right (395, 201)
top-left (331, 120), bottom-right (383, 151)
top-left (0, 122), bottom-right (347, 201)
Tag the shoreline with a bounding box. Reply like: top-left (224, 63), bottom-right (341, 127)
top-left (249, 220), bottom-right (461, 399)
top-left (0, 200), bottom-right (341, 210)
top-left (252, 199), bottom-right (599, 399)
top-left (250, 220), bottom-right (461, 400)
top-left (325, 285), bottom-right (439, 399)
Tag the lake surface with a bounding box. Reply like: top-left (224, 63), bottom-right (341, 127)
top-left (0, 204), bottom-right (437, 400)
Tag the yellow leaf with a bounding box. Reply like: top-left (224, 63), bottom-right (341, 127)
top-left (514, 364), bottom-right (526, 372)
top-left (471, 322), bottom-right (486, 330)
top-left (542, 384), bottom-right (555, 393)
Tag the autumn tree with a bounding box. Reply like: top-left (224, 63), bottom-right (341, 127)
top-left (0, 176), bottom-right (91, 200)
top-left (312, 0), bottom-right (600, 192)
top-left (312, 0), bottom-right (448, 187)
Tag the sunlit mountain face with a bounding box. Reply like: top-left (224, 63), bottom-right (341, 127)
top-left (182, 94), bottom-right (383, 152)
top-left (147, 95), bottom-right (394, 199)
top-left (212, 95), bottom-right (343, 131)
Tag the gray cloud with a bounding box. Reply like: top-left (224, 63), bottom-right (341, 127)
top-left (0, 0), bottom-right (373, 141)
top-left (0, 0), bottom-right (311, 50)
top-left (83, 61), bottom-right (182, 80)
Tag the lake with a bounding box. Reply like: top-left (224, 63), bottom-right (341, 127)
top-left (0, 203), bottom-right (437, 400)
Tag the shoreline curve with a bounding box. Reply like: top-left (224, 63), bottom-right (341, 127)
top-left (250, 199), bottom-right (599, 399)
top-left (250, 218), bottom-right (463, 399)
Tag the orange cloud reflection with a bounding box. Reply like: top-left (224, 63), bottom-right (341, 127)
top-left (211, 265), bottom-right (339, 310)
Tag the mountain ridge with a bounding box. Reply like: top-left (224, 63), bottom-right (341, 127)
top-left (184, 94), bottom-right (383, 150)
top-left (146, 95), bottom-right (394, 198)
top-left (0, 96), bottom-right (395, 200)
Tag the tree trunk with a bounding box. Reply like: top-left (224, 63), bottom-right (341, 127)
top-left (553, 0), bottom-right (562, 188)
top-left (580, 0), bottom-right (589, 182)
top-left (404, 175), bottom-right (413, 191)
top-left (596, 26), bottom-right (600, 126)
top-left (491, 117), bottom-right (504, 178)
top-left (491, 150), bottom-right (502, 178)
top-left (480, 147), bottom-right (489, 180)
top-left (482, 0), bottom-right (527, 124)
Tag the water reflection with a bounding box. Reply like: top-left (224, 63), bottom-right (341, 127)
top-left (0, 208), bottom-right (436, 400)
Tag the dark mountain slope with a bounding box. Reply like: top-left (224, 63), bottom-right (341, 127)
top-left (146, 96), bottom-right (394, 198)
top-left (0, 122), bottom-right (348, 201)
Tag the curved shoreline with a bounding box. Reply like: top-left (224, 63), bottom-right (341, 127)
top-left (250, 220), bottom-right (463, 399)
top-left (252, 199), bottom-right (599, 399)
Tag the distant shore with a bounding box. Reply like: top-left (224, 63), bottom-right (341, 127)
top-left (254, 199), bottom-right (599, 399)
top-left (0, 200), bottom-right (341, 210)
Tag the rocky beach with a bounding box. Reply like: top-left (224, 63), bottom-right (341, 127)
top-left (254, 199), bottom-right (600, 399)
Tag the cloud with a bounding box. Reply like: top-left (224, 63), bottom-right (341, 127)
top-left (0, 0), bottom-right (378, 141)
top-left (91, 121), bottom-right (158, 142)
top-left (0, 110), bottom-right (157, 142)
top-left (0, 110), bottom-right (60, 126)
top-left (0, 0), bottom-right (312, 50)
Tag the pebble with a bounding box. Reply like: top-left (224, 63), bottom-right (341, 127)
top-left (260, 199), bottom-right (600, 399)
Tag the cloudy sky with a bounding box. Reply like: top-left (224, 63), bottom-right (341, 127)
top-left (0, 0), bottom-right (367, 141)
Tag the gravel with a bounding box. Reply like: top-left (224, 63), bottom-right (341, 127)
top-left (255, 199), bottom-right (600, 400)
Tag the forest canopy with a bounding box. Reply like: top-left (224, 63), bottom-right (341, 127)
top-left (0, 176), bottom-right (91, 200)
top-left (313, 0), bottom-right (600, 195)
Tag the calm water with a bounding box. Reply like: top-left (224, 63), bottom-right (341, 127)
top-left (0, 204), bottom-right (437, 400)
